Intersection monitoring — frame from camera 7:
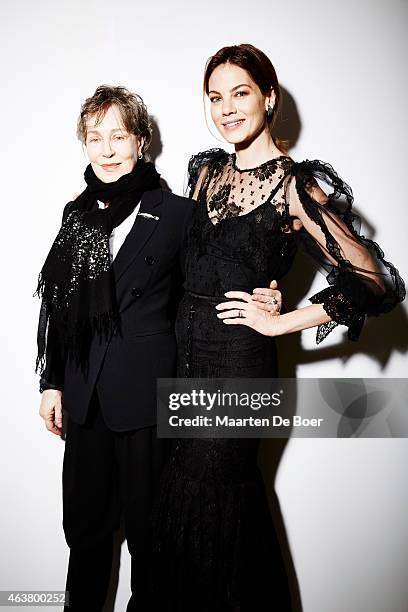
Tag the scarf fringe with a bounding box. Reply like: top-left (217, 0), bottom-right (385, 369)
top-left (34, 272), bottom-right (45, 299)
top-left (35, 354), bottom-right (46, 376)
top-left (65, 309), bottom-right (118, 377)
top-left (35, 299), bottom-right (118, 379)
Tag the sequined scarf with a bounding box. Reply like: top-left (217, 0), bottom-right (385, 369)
top-left (35, 159), bottom-right (161, 376)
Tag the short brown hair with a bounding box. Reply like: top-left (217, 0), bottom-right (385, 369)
top-left (204, 44), bottom-right (288, 154)
top-left (77, 85), bottom-right (152, 154)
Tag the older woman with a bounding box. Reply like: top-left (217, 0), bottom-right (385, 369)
top-left (152, 44), bottom-right (405, 611)
top-left (36, 85), bottom-right (195, 611)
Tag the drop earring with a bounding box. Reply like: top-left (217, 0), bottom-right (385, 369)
top-left (266, 104), bottom-right (274, 122)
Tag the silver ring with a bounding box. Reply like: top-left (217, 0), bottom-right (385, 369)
top-left (269, 297), bottom-right (278, 305)
top-left (238, 309), bottom-right (244, 318)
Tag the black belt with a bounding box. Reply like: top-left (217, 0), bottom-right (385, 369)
top-left (185, 290), bottom-right (225, 302)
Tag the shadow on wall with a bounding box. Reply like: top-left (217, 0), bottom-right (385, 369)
top-left (148, 115), bottom-right (172, 193)
top-left (274, 86), bottom-right (408, 375)
top-left (274, 85), bottom-right (302, 153)
top-left (260, 85), bottom-right (407, 612)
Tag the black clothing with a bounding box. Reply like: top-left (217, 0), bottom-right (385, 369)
top-left (63, 391), bottom-right (169, 612)
top-left (40, 187), bottom-right (193, 431)
top-left (184, 149), bottom-right (404, 342)
top-left (36, 160), bottom-right (161, 377)
top-left (152, 149), bottom-right (405, 611)
top-left (40, 181), bottom-right (193, 612)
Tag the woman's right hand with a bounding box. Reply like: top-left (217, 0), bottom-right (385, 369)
top-left (39, 390), bottom-right (63, 436)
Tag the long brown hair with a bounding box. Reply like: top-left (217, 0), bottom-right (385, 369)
top-left (204, 44), bottom-right (288, 154)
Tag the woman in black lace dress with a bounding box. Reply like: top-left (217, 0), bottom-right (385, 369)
top-left (152, 44), bottom-right (405, 611)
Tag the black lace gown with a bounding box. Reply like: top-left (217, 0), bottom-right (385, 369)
top-left (151, 149), bottom-right (405, 612)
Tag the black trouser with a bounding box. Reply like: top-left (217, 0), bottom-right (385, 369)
top-left (62, 390), bottom-right (167, 611)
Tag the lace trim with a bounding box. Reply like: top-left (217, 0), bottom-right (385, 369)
top-left (187, 148), bottom-right (294, 225)
top-left (310, 286), bottom-right (365, 342)
top-left (231, 152), bottom-right (292, 173)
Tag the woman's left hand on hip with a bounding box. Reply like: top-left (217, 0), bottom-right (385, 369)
top-left (215, 289), bottom-right (282, 337)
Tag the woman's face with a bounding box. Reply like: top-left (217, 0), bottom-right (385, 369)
top-left (208, 63), bottom-right (273, 146)
top-left (85, 104), bottom-right (143, 182)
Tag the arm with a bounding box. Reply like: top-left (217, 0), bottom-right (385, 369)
top-left (190, 165), bottom-right (209, 201)
top-left (38, 301), bottom-right (64, 437)
top-left (216, 292), bottom-right (332, 337)
top-left (217, 160), bottom-right (405, 339)
top-left (37, 201), bottom-right (73, 390)
top-left (37, 202), bottom-right (74, 437)
top-left (38, 314), bottom-right (66, 392)
top-left (287, 161), bottom-right (404, 341)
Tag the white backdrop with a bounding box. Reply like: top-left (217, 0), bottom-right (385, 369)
top-left (1, 0), bottom-right (407, 610)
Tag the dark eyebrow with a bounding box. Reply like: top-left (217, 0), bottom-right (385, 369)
top-left (208, 83), bottom-right (253, 95)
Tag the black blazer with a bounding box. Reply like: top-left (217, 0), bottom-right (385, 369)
top-left (42, 188), bottom-right (194, 431)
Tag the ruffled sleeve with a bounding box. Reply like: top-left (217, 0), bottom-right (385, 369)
top-left (186, 148), bottom-right (228, 199)
top-left (288, 159), bottom-right (405, 343)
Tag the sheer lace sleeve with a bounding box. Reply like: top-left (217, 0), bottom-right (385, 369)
top-left (287, 159), bottom-right (405, 343)
top-left (186, 148), bottom-right (228, 199)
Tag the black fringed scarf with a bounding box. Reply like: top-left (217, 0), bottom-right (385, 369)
top-left (35, 159), bottom-right (161, 376)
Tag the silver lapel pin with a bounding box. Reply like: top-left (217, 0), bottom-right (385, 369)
top-left (138, 212), bottom-right (160, 221)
